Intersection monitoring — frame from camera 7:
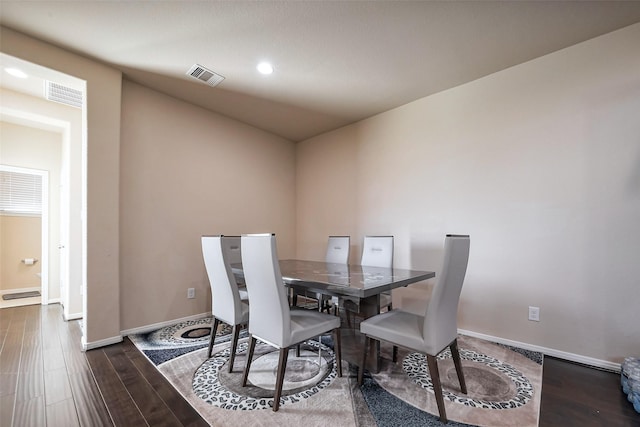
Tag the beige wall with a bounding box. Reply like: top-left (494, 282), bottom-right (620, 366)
top-left (0, 216), bottom-right (41, 290)
top-left (0, 120), bottom-right (62, 299)
top-left (3, 22), bottom-right (637, 363)
top-left (296, 23), bottom-right (640, 364)
top-left (1, 26), bottom-right (122, 346)
top-left (119, 81), bottom-right (296, 330)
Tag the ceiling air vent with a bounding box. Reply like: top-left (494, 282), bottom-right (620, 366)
top-left (186, 64), bottom-right (225, 87)
top-left (45, 81), bottom-right (83, 108)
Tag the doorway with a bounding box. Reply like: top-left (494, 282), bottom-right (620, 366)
top-left (0, 165), bottom-right (48, 308)
top-left (1, 53), bottom-right (86, 323)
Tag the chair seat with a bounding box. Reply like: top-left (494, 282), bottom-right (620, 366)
top-left (290, 309), bottom-right (341, 346)
top-left (360, 309), bottom-right (426, 353)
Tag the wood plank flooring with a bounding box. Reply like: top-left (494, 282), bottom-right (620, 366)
top-left (539, 356), bottom-right (639, 426)
top-left (0, 303), bottom-right (112, 427)
top-left (1, 303), bottom-right (638, 426)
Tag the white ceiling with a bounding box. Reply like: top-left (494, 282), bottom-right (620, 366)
top-left (1, 1), bottom-right (640, 141)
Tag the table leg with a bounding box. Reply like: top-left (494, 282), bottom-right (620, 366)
top-left (358, 294), bottom-right (381, 373)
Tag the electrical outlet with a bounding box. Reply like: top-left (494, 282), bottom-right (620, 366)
top-left (187, 288), bottom-right (195, 299)
top-left (528, 306), bottom-right (540, 322)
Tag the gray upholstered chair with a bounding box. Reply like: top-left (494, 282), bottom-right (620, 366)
top-left (358, 234), bottom-right (470, 424)
top-left (201, 235), bottom-right (249, 372)
top-left (240, 233), bottom-right (342, 412)
top-left (221, 235), bottom-right (248, 301)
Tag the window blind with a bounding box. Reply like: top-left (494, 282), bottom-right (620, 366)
top-left (0, 170), bottom-right (42, 214)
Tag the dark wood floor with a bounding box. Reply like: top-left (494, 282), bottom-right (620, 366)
top-left (1, 304), bottom-right (638, 426)
top-left (0, 303), bottom-right (112, 426)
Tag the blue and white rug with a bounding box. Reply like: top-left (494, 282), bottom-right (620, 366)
top-left (129, 318), bottom-right (543, 426)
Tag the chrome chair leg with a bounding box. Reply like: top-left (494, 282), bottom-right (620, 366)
top-left (334, 327), bottom-right (342, 377)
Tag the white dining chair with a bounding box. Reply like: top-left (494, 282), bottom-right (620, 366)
top-left (326, 235), bottom-right (350, 264)
top-left (358, 234), bottom-right (470, 423)
top-left (361, 235), bottom-right (394, 269)
top-left (322, 235), bottom-right (350, 314)
top-left (293, 235), bottom-right (350, 314)
top-left (201, 235), bottom-right (249, 373)
top-left (240, 233), bottom-right (342, 411)
top-left (345, 235), bottom-right (394, 327)
top-left (221, 235), bottom-right (248, 300)
top-left (361, 235), bottom-right (394, 309)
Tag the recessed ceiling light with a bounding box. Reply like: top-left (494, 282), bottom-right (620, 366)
top-left (5, 67), bottom-right (28, 78)
top-left (257, 62), bottom-right (274, 75)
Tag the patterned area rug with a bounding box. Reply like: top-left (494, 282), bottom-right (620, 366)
top-left (129, 317), bottom-right (542, 426)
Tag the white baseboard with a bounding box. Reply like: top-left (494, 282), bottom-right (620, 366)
top-left (120, 312), bottom-right (211, 337)
top-left (64, 312), bottom-right (83, 321)
top-left (82, 334), bottom-right (123, 351)
top-left (458, 328), bottom-right (621, 372)
top-left (81, 312), bottom-right (210, 351)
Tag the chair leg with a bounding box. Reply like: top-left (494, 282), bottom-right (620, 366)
top-left (450, 339), bottom-right (467, 394)
top-left (241, 336), bottom-right (257, 387)
top-left (426, 354), bottom-right (447, 423)
top-left (392, 345), bottom-right (398, 363)
top-left (208, 318), bottom-right (220, 358)
top-left (228, 324), bottom-right (242, 373)
top-left (333, 328), bottom-right (342, 377)
top-left (273, 347), bottom-right (290, 412)
top-left (296, 343), bottom-right (301, 357)
top-left (358, 336), bottom-right (370, 385)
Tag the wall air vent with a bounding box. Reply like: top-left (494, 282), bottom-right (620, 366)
top-left (45, 81), bottom-right (83, 108)
top-left (186, 64), bottom-right (225, 87)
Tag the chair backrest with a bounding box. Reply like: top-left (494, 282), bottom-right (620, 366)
top-left (222, 236), bottom-right (242, 265)
top-left (201, 235), bottom-right (245, 325)
top-left (361, 235), bottom-right (394, 268)
top-left (422, 235), bottom-right (470, 355)
top-left (241, 234), bottom-right (291, 347)
top-left (326, 236), bottom-right (350, 264)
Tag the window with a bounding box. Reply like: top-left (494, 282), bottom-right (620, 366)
top-left (0, 169), bottom-right (42, 215)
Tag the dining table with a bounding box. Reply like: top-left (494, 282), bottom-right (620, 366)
top-left (232, 259), bottom-right (435, 372)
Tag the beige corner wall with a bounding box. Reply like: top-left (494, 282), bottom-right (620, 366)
top-left (296, 23), bottom-right (640, 364)
top-left (1, 26), bottom-right (122, 347)
top-left (119, 81), bottom-right (296, 331)
top-left (0, 120), bottom-right (61, 296)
